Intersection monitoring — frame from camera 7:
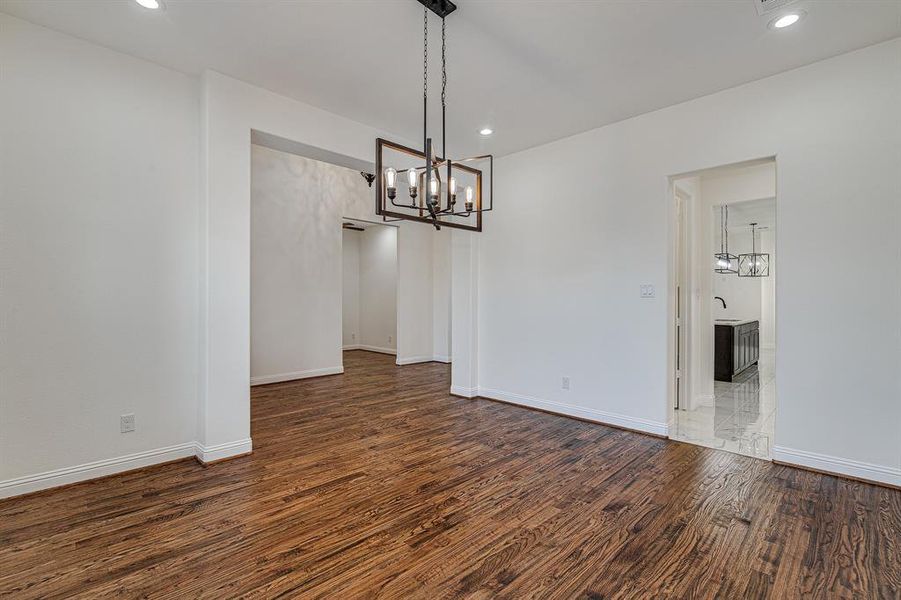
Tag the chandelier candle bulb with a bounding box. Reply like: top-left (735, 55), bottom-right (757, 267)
top-left (429, 176), bottom-right (439, 200)
top-left (385, 167), bottom-right (397, 199)
top-left (464, 186), bottom-right (474, 211)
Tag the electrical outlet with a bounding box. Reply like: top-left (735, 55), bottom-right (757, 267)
top-left (120, 413), bottom-right (135, 433)
top-left (640, 284), bottom-right (656, 298)
top-left (562, 376), bottom-right (571, 390)
top-left (388, 335), bottom-right (392, 344)
top-left (351, 333), bottom-right (356, 341)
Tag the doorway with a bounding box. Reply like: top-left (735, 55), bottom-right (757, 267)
top-left (341, 219), bottom-right (398, 357)
top-left (669, 158), bottom-right (777, 460)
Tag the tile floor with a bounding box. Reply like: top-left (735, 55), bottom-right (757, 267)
top-left (670, 349), bottom-right (775, 460)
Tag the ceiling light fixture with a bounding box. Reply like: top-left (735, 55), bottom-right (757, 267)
top-left (715, 205), bottom-right (738, 274)
top-left (770, 11), bottom-right (805, 29)
top-left (134, 0), bottom-right (162, 9)
top-left (479, 128), bottom-right (493, 136)
top-left (376, 0), bottom-right (493, 232)
top-left (738, 223), bottom-right (770, 277)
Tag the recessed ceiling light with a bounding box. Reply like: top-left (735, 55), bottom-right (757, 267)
top-left (134, 0), bottom-right (163, 9)
top-left (479, 128), bottom-right (493, 136)
top-left (770, 11), bottom-right (805, 29)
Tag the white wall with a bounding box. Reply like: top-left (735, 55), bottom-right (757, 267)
top-left (674, 176), bottom-right (714, 408)
top-left (481, 39), bottom-right (901, 485)
top-left (432, 230), bottom-right (452, 363)
top-left (250, 144), bottom-right (372, 384)
top-left (760, 230), bottom-right (776, 350)
top-left (396, 224), bottom-right (435, 364)
top-left (1, 15), bottom-right (200, 492)
top-left (358, 226), bottom-right (397, 353)
top-left (342, 230), bottom-right (361, 347)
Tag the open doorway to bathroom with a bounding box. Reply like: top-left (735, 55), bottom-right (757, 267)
top-left (669, 158), bottom-right (776, 460)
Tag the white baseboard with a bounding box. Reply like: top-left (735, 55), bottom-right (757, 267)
top-left (396, 355), bottom-right (435, 365)
top-left (342, 344), bottom-right (360, 350)
top-left (450, 385), bottom-right (478, 398)
top-left (432, 355), bottom-right (451, 364)
top-left (772, 446), bottom-right (900, 487)
top-left (250, 366), bottom-right (343, 386)
top-left (194, 438), bottom-right (253, 464)
top-left (0, 437), bottom-right (256, 499)
top-left (347, 345), bottom-right (396, 355)
top-left (477, 387), bottom-right (669, 437)
top-left (0, 442), bottom-right (197, 499)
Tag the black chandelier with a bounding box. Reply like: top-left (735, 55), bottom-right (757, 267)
top-left (375, 0), bottom-right (493, 232)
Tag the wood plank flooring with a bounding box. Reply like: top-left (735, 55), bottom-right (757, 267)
top-left (1, 350), bottom-right (899, 598)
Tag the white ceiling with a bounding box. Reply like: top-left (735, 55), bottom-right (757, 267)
top-left (3, 0), bottom-right (899, 157)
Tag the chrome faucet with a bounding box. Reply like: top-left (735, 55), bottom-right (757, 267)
top-left (714, 296), bottom-right (727, 309)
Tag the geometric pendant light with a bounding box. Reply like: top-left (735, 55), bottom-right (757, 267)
top-left (738, 222), bottom-right (770, 277)
top-left (375, 0), bottom-right (493, 232)
top-left (714, 205), bottom-right (738, 274)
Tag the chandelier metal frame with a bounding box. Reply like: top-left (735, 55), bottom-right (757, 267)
top-left (738, 222), bottom-right (770, 278)
top-left (714, 204), bottom-right (738, 274)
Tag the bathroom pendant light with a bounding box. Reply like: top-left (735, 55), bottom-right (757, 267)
top-left (738, 223), bottom-right (770, 278)
top-left (375, 0), bottom-right (493, 232)
top-left (715, 205), bottom-right (738, 274)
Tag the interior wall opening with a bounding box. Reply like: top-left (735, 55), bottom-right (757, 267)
top-left (249, 133), bottom-right (454, 403)
top-left (669, 158), bottom-right (777, 460)
top-left (341, 219), bottom-right (398, 357)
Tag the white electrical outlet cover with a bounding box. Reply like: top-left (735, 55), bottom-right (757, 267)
top-left (120, 413), bottom-right (135, 433)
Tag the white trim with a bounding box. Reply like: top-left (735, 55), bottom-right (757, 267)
top-left (194, 438), bottom-right (253, 464)
top-left (772, 446), bottom-right (900, 487)
top-left (348, 345), bottom-right (396, 356)
top-left (0, 442), bottom-right (197, 499)
top-left (396, 355), bottom-right (451, 366)
top-left (396, 355), bottom-right (435, 365)
top-left (0, 437), bottom-right (257, 499)
top-left (250, 366), bottom-right (343, 386)
top-left (477, 387), bottom-right (669, 437)
top-left (342, 344), bottom-right (361, 351)
top-left (450, 385), bottom-right (478, 398)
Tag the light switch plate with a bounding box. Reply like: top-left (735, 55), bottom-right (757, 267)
top-left (120, 413), bottom-right (135, 433)
top-left (640, 284), bottom-right (656, 298)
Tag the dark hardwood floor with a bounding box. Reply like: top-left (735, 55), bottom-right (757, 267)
top-left (2, 350), bottom-right (899, 598)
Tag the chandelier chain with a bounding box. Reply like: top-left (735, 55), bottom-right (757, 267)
top-left (423, 7), bottom-right (428, 101)
top-left (723, 204), bottom-right (729, 252)
top-left (441, 16), bottom-right (447, 157)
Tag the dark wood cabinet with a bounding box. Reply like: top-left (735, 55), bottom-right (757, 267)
top-left (715, 320), bottom-right (759, 382)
